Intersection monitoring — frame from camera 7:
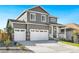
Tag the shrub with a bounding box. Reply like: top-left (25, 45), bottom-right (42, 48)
top-left (59, 38), bottom-right (73, 42)
top-left (72, 31), bottom-right (79, 43)
top-left (4, 39), bottom-right (11, 47)
top-left (16, 43), bottom-right (21, 47)
top-left (0, 40), bottom-right (5, 47)
top-left (59, 38), bottom-right (65, 41)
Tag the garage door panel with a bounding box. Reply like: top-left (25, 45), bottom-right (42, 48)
top-left (30, 29), bottom-right (48, 41)
top-left (14, 29), bottom-right (26, 41)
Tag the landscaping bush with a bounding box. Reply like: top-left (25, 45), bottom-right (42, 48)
top-left (59, 38), bottom-right (73, 42)
top-left (72, 31), bottom-right (79, 43)
top-left (0, 40), bottom-right (5, 47)
top-left (0, 39), bottom-right (17, 47)
top-left (59, 38), bottom-right (65, 41)
top-left (4, 39), bottom-right (11, 46)
top-left (16, 43), bottom-right (21, 47)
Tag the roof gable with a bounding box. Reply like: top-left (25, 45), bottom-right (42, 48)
top-left (28, 6), bottom-right (49, 14)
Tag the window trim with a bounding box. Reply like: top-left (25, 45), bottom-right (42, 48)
top-left (41, 15), bottom-right (46, 22)
top-left (30, 13), bottom-right (36, 21)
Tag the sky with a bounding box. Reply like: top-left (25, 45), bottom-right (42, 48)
top-left (0, 5), bottom-right (79, 29)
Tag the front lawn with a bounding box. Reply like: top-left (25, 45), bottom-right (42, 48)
top-left (60, 41), bottom-right (79, 47)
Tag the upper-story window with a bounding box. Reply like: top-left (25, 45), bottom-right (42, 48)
top-left (50, 18), bottom-right (57, 23)
top-left (30, 13), bottom-right (36, 21)
top-left (41, 15), bottom-right (46, 22)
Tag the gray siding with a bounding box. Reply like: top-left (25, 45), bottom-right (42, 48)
top-left (66, 30), bottom-right (72, 41)
top-left (27, 11), bottom-right (49, 24)
top-left (27, 24), bottom-right (49, 30)
top-left (13, 23), bottom-right (26, 29)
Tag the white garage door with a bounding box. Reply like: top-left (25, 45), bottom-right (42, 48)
top-left (30, 29), bottom-right (48, 41)
top-left (14, 29), bottom-right (26, 41)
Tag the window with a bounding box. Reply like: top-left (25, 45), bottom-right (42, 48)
top-left (44, 31), bottom-right (47, 32)
top-left (41, 15), bottom-right (46, 22)
top-left (50, 18), bottom-right (57, 23)
top-left (15, 30), bottom-right (19, 32)
top-left (21, 30), bottom-right (25, 32)
top-left (30, 13), bottom-right (36, 21)
top-left (40, 30), bottom-right (43, 32)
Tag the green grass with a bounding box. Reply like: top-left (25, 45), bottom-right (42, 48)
top-left (60, 41), bottom-right (79, 47)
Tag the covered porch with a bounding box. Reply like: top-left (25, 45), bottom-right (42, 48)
top-left (49, 23), bottom-right (64, 40)
top-left (59, 27), bottom-right (74, 41)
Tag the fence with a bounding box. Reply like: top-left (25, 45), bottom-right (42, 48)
top-left (0, 32), bottom-right (9, 40)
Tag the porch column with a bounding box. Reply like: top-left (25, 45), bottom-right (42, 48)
top-left (64, 28), bottom-right (66, 39)
top-left (57, 26), bottom-right (59, 38)
top-left (52, 26), bottom-right (53, 38)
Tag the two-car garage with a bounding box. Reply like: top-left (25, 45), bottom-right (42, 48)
top-left (30, 29), bottom-right (48, 41)
top-left (14, 29), bottom-right (48, 41)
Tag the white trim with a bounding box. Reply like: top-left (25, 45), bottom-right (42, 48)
top-left (56, 26), bottom-right (59, 38)
top-left (49, 24), bottom-right (64, 26)
top-left (29, 11), bottom-right (48, 15)
top-left (30, 13), bottom-right (36, 21)
top-left (12, 22), bottom-right (49, 26)
top-left (11, 21), bottom-right (63, 27)
top-left (30, 29), bottom-right (48, 32)
top-left (51, 26), bottom-right (53, 38)
top-left (41, 15), bottom-right (46, 22)
top-left (64, 27), bottom-right (67, 39)
top-left (12, 22), bottom-right (26, 24)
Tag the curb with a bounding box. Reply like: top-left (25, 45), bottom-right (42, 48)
top-left (0, 47), bottom-right (21, 50)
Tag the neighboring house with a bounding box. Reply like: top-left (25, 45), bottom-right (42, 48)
top-left (6, 6), bottom-right (63, 41)
top-left (59, 23), bottom-right (79, 42)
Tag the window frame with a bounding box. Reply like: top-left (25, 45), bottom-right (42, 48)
top-left (50, 18), bottom-right (57, 23)
top-left (30, 13), bottom-right (36, 21)
top-left (41, 15), bottom-right (46, 22)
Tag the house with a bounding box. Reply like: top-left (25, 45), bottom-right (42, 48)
top-left (6, 6), bottom-right (64, 41)
top-left (59, 23), bottom-right (79, 43)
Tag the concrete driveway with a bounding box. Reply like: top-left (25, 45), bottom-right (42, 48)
top-left (19, 40), bottom-right (79, 53)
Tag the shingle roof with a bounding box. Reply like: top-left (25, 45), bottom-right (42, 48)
top-left (28, 6), bottom-right (49, 14)
top-left (65, 23), bottom-right (79, 30)
top-left (16, 6), bottom-right (56, 20)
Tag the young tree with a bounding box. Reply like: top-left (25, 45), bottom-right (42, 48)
top-left (73, 30), bottom-right (78, 43)
top-left (7, 24), bottom-right (13, 41)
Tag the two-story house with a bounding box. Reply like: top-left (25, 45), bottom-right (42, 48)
top-left (6, 6), bottom-right (63, 41)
